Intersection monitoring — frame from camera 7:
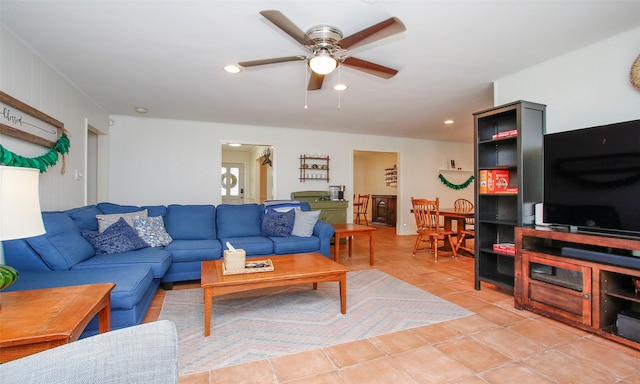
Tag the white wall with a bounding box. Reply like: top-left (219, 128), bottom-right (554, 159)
top-left (0, 26), bottom-right (110, 211)
top-left (108, 115), bottom-right (474, 235)
top-left (495, 26), bottom-right (640, 133)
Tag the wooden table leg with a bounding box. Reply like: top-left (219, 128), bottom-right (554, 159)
top-left (348, 236), bottom-right (353, 257)
top-left (204, 288), bottom-right (212, 337)
top-left (339, 275), bottom-right (347, 314)
top-left (334, 236), bottom-right (341, 262)
top-left (369, 231), bottom-right (375, 266)
top-left (443, 217), bottom-right (454, 250)
top-left (97, 296), bottom-right (111, 334)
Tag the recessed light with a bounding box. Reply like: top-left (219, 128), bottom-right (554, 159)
top-left (444, 120), bottom-right (454, 124)
top-left (227, 143), bottom-right (242, 147)
top-left (224, 65), bottom-right (241, 74)
top-left (333, 83), bottom-right (348, 91)
top-left (135, 107), bottom-right (148, 114)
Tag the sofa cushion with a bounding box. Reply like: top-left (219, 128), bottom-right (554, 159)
top-left (217, 204), bottom-right (262, 238)
top-left (219, 236), bottom-right (273, 256)
top-left (165, 205), bottom-right (216, 240)
top-left (97, 202), bottom-right (144, 214)
top-left (2, 266), bottom-right (155, 310)
top-left (261, 209), bottom-right (294, 237)
top-left (134, 216), bottom-right (173, 247)
top-left (25, 212), bottom-right (95, 270)
top-left (165, 239), bottom-right (222, 262)
top-left (72, 247), bottom-right (171, 279)
top-left (96, 210), bottom-right (147, 232)
top-left (271, 235), bottom-right (321, 255)
top-left (65, 205), bottom-right (102, 231)
top-left (291, 209), bottom-right (321, 237)
top-left (83, 218), bottom-right (149, 254)
top-left (141, 205), bottom-right (168, 217)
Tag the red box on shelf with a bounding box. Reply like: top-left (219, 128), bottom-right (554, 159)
top-left (492, 129), bottom-right (518, 139)
top-left (493, 243), bottom-right (515, 255)
top-left (491, 170), bottom-right (510, 192)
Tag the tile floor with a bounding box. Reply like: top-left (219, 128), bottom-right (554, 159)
top-left (144, 226), bottom-right (640, 383)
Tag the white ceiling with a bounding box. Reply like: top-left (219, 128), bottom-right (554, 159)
top-left (2, 1), bottom-right (640, 143)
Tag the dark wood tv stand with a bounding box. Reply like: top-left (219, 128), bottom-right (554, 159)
top-left (515, 226), bottom-right (640, 350)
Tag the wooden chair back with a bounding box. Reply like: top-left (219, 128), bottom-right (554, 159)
top-left (411, 197), bottom-right (457, 260)
top-left (454, 198), bottom-right (475, 226)
top-left (411, 197), bottom-right (441, 233)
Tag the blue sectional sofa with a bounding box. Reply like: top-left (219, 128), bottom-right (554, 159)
top-left (3, 202), bottom-right (334, 336)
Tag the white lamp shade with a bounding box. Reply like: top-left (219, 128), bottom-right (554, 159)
top-left (0, 166), bottom-right (45, 241)
top-left (309, 54), bottom-right (337, 75)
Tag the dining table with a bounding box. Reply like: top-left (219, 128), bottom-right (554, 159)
top-left (438, 207), bottom-right (475, 250)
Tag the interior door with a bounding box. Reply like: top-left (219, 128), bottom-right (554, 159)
top-left (221, 163), bottom-right (244, 204)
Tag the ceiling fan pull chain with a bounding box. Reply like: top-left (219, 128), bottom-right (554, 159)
top-left (337, 64), bottom-right (342, 109)
top-left (304, 62), bottom-right (309, 110)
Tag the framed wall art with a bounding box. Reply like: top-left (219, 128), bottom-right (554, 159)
top-left (0, 91), bottom-right (64, 147)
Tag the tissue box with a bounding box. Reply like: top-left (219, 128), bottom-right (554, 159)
top-left (223, 249), bottom-right (246, 271)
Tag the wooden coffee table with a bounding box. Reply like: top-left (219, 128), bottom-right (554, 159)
top-left (201, 253), bottom-right (348, 337)
top-left (0, 283), bottom-right (114, 363)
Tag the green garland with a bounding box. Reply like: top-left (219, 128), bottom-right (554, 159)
top-left (438, 173), bottom-right (474, 190)
top-left (0, 133), bottom-right (70, 173)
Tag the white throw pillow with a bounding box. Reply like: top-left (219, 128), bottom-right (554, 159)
top-left (134, 216), bottom-right (173, 247)
top-left (291, 209), bottom-right (321, 237)
top-left (96, 209), bottom-right (148, 232)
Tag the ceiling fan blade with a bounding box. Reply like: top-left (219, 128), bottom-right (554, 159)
top-left (341, 57), bottom-right (398, 79)
top-left (239, 55), bottom-right (306, 67)
top-left (307, 71), bottom-right (325, 90)
top-left (260, 10), bottom-right (314, 46)
top-left (338, 17), bottom-right (406, 50)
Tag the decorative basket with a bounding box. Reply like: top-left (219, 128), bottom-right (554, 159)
top-left (222, 259), bottom-right (274, 275)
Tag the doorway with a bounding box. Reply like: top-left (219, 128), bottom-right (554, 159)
top-left (221, 163), bottom-right (244, 204)
top-left (353, 150), bottom-right (398, 227)
top-left (221, 143), bottom-right (273, 204)
top-left (86, 121), bottom-right (105, 205)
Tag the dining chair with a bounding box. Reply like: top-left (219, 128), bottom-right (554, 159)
top-left (411, 197), bottom-right (457, 261)
top-left (453, 198), bottom-right (475, 255)
top-left (353, 194), bottom-right (370, 225)
top-left (454, 227), bottom-right (475, 255)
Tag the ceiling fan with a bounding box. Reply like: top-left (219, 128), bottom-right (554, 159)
top-left (239, 10), bottom-right (406, 90)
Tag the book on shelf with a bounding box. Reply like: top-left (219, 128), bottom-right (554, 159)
top-left (492, 129), bottom-right (518, 139)
top-left (493, 243), bottom-right (515, 255)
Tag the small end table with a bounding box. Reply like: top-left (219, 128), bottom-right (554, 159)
top-left (0, 283), bottom-right (114, 363)
top-left (332, 223), bottom-right (376, 265)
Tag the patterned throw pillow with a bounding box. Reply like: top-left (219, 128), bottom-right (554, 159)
top-left (83, 217), bottom-right (149, 254)
top-left (261, 209), bottom-right (295, 237)
top-left (96, 209), bottom-right (148, 232)
top-left (134, 216), bottom-right (173, 247)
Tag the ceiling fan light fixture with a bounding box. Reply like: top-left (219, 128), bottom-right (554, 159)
top-left (224, 65), bottom-right (241, 73)
top-left (333, 83), bottom-right (348, 91)
top-left (309, 51), bottom-right (337, 75)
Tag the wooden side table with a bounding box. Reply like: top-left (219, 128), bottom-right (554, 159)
top-left (0, 283), bottom-right (114, 363)
top-left (332, 223), bottom-right (376, 265)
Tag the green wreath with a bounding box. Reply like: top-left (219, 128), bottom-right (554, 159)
top-left (438, 173), bottom-right (474, 190)
top-left (0, 133), bottom-right (70, 173)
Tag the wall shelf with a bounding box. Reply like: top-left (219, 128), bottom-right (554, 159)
top-left (299, 155), bottom-right (329, 182)
top-left (384, 165), bottom-right (397, 186)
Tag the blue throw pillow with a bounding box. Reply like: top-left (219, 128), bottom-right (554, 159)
top-left (261, 209), bottom-right (295, 237)
top-left (83, 217), bottom-right (149, 254)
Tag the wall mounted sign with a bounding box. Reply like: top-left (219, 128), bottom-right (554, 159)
top-left (0, 91), bottom-right (64, 147)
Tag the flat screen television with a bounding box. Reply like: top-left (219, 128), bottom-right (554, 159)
top-left (543, 118), bottom-right (640, 237)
